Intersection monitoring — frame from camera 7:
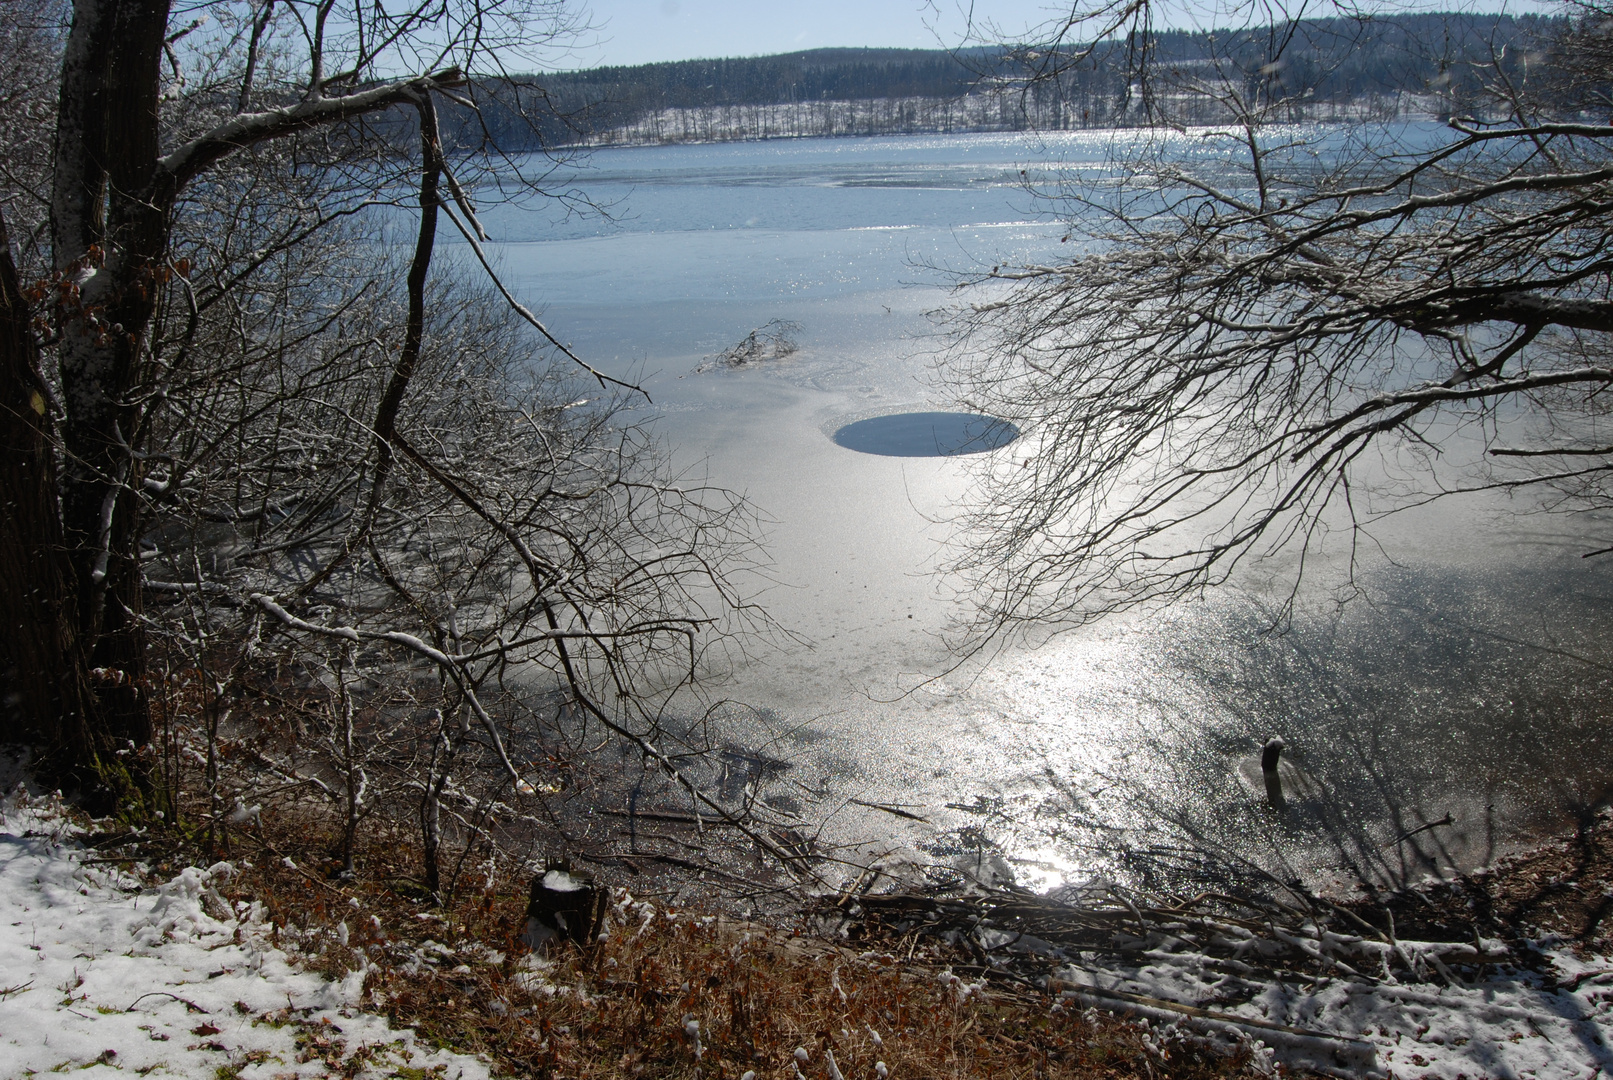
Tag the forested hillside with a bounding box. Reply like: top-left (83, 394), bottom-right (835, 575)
top-left (449, 13), bottom-right (1563, 148)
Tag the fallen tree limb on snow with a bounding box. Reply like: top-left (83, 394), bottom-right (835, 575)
top-left (844, 886), bottom-right (1511, 987)
top-left (1051, 980), bottom-right (1383, 1078)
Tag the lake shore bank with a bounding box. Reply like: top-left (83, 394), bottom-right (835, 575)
top-left (8, 749), bottom-right (1613, 1079)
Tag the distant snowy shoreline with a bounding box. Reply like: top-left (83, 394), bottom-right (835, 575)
top-left (549, 93), bottom-right (1441, 150)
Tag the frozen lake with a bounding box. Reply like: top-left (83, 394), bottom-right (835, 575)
top-left (471, 130), bottom-right (1613, 893)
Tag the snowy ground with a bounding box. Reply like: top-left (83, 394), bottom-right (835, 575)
top-left (1039, 927), bottom-right (1613, 1079)
top-left (0, 790), bottom-right (489, 1080)
top-left (9, 774), bottom-right (1613, 1080)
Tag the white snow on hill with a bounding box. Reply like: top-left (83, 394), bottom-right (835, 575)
top-left (0, 790), bottom-right (488, 1080)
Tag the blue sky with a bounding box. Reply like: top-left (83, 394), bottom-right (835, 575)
top-left (558, 0), bottom-right (1067, 67)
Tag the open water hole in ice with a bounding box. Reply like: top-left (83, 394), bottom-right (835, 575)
top-left (467, 129), bottom-right (1613, 893)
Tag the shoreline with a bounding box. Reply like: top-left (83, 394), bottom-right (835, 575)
top-left (535, 110), bottom-right (1444, 153)
top-left (7, 749), bottom-right (1613, 1078)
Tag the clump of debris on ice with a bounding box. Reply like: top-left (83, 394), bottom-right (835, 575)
top-left (0, 788), bottom-right (488, 1080)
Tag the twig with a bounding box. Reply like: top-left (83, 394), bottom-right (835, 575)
top-left (848, 798), bottom-right (931, 823)
top-left (126, 990), bottom-right (209, 1014)
top-left (1383, 813), bottom-right (1455, 848)
top-left (601, 809), bottom-right (743, 827)
top-left (234, 830), bottom-right (352, 898)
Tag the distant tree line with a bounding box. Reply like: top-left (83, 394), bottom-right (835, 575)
top-left (441, 13), bottom-right (1567, 149)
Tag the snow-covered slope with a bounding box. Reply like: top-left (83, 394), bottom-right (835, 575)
top-left (11, 771), bottom-right (1613, 1080)
top-left (0, 791), bottom-right (488, 1080)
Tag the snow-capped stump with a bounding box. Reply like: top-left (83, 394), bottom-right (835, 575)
top-left (523, 861), bottom-right (605, 952)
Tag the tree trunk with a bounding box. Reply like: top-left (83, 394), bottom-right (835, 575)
top-left (0, 210), bottom-right (101, 782)
top-left (15, 0), bottom-right (460, 807)
top-left (0, 0), bottom-right (176, 802)
top-left (40, 0), bottom-right (176, 789)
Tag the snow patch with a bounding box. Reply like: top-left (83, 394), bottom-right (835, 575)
top-left (1052, 931), bottom-right (1613, 1079)
top-left (541, 869), bottom-right (584, 893)
top-left (0, 788), bottom-right (489, 1080)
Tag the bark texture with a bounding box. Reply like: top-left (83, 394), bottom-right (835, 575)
top-left (47, 0), bottom-right (175, 766)
top-left (0, 210), bottom-right (99, 772)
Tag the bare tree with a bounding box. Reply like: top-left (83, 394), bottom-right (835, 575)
top-left (0, 0), bottom-right (698, 806)
top-left (86, 91), bottom-right (779, 888)
top-left (0, 0), bottom-right (65, 264)
top-left (941, 1), bottom-right (1613, 636)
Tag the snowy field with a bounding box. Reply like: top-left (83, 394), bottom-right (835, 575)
top-left (0, 790), bottom-right (488, 1080)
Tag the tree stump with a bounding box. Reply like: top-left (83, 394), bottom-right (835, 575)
top-left (1262, 737), bottom-right (1288, 811)
top-left (523, 860), bottom-right (606, 952)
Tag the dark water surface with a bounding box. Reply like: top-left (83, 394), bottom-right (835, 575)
top-left (832, 412), bottom-right (1019, 456)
